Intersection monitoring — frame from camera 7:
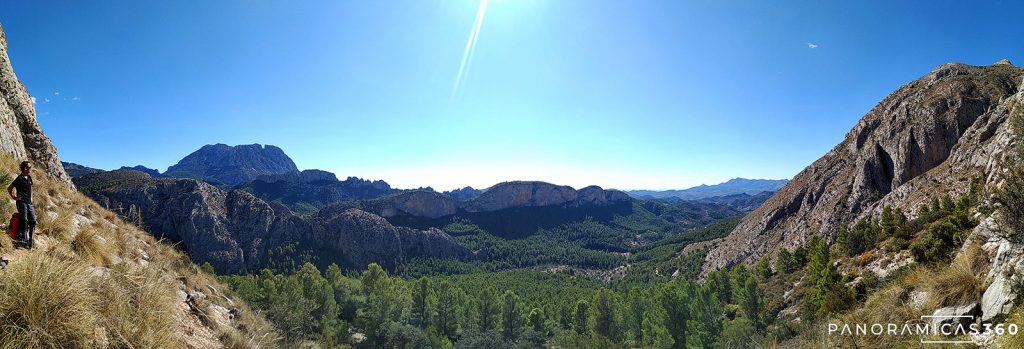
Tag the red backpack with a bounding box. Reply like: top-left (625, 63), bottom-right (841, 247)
top-left (8, 213), bottom-right (18, 241)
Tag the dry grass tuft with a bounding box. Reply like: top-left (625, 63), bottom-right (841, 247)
top-left (0, 253), bottom-right (98, 348)
top-left (71, 227), bottom-right (114, 266)
top-left (38, 207), bottom-right (75, 242)
top-left (95, 264), bottom-right (181, 348)
top-left (838, 281), bottom-right (924, 348)
top-left (0, 229), bottom-right (11, 252)
top-left (924, 242), bottom-right (989, 309)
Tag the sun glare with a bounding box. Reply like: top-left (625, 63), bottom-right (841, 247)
top-left (450, 0), bottom-right (490, 102)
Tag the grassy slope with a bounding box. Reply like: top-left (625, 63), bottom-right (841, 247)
top-left (0, 153), bottom-right (278, 348)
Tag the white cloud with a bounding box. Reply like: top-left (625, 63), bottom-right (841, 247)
top-left (30, 97), bottom-right (36, 104)
top-left (54, 91), bottom-right (60, 96)
top-left (72, 97), bottom-right (80, 101)
top-left (44, 98), bottom-right (50, 103)
top-left (806, 42), bottom-right (819, 49)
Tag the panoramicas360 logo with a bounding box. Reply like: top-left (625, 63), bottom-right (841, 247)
top-left (828, 315), bottom-right (1020, 344)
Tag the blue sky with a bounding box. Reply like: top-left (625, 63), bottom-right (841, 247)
top-left (2, 1), bottom-right (1022, 190)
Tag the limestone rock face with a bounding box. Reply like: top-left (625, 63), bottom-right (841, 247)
top-left (311, 208), bottom-right (468, 269)
top-left (0, 23), bottom-right (72, 187)
top-left (577, 185), bottom-right (633, 205)
top-left (464, 181), bottom-right (580, 212)
top-left (452, 182), bottom-right (631, 215)
top-left (703, 63), bottom-right (1024, 275)
top-left (368, 190), bottom-right (459, 219)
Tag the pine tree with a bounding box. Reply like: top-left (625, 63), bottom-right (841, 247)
top-left (688, 284), bottom-right (723, 349)
top-left (802, 237), bottom-right (850, 320)
top-left (574, 300), bottom-right (590, 335)
top-left (737, 277), bottom-right (762, 329)
top-left (659, 281), bottom-right (690, 349)
top-left (627, 290), bottom-right (647, 342)
top-left (559, 303), bottom-right (573, 330)
top-left (754, 256), bottom-right (772, 281)
top-left (528, 308), bottom-right (545, 333)
top-left (412, 277), bottom-right (430, 328)
top-left (776, 249), bottom-right (794, 274)
top-left (501, 290), bottom-right (524, 341)
top-left (434, 280), bottom-right (461, 339)
top-left (478, 286), bottom-right (499, 331)
top-left (593, 288), bottom-right (619, 340)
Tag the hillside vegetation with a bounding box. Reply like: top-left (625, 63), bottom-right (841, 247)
top-left (0, 153), bottom-right (277, 348)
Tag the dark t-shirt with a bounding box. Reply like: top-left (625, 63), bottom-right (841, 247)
top-left (12, 175), bottom-right (31, 203)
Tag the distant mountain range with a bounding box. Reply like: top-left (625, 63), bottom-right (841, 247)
top-left (64, 144), bottom-right (784, 212)
top-left (63, 142), bottom-right (768, 271)
top-left (627, 178), bottom-right (788, 200)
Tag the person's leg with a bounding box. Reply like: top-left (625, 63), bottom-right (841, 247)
top-left (25, 203), bottom-right (35, 248)
top-left (15, 201), bottom-right (27, 246)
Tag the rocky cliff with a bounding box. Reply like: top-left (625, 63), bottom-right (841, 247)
top-left (75, 170), bottom-right (468, 273)
top-left (0, 23), bottom-right (72, 187)
top-left (164, 143), bottom-right (298, 186)
top-left (463, 181), bottom-right (631, 212)
top-left (703, 62), bottom-right (1024, 274)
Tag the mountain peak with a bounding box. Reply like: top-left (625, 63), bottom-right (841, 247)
top-left (164, 143), bottom-right (298, 186)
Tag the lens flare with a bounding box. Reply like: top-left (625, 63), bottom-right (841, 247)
top-left (451, 0), bottom-right (490, 103)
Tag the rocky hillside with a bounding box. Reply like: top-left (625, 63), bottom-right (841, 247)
top-left (0, 23), bottom-right (72, 188)
top-left (703, 61), bottom-right (1024, 274)
top-left (164, 143), bottom-right (298, 186)
top-left (74, 169), bottom-right (469, 273)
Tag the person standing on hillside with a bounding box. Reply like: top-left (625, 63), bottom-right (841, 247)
top-left (7, 161), bottom-right (35, 249)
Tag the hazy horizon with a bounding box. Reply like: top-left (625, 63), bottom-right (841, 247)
top-left (4, 1), bottom-right (1022, 190)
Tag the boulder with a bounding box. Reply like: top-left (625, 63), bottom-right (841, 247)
top-left (929, 303), bottom-right (979, 329)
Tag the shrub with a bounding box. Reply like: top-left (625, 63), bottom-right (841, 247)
top-left (910, 220), bottom-right (958, 264)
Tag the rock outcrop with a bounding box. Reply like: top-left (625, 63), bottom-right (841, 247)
top-left (312, 208), bottom-right (468, 269)
top-left (0, 23), bottom-right (72, 187)
top-left (463, 181), bottom-right (628, 212)
top-left (76, 170), bottom-right (468, 273)
top-left (164, 143), bottom-right (299, 186)
top-left (364, 190), bottom-right (459, 219)
top-left (703, 62), bottom-right (1024, 275)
